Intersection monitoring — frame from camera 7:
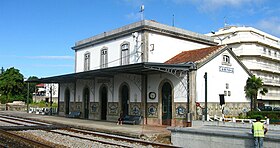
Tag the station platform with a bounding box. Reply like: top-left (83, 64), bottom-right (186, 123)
top-left (0, 111), bottom-right (171, 144)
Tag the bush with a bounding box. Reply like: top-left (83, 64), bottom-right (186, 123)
top-left (247, 111), bottom-right (280, 120)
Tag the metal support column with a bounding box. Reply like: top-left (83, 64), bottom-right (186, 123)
top-left (204, 72), bottom-right (207, 121)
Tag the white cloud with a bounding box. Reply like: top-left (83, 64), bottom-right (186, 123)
top-left (30, 64), bottom-right (73, 67)
top-left (173, 0), bottom-right (262, 12)
top-left (257, 17), bottom-right (280, 37)
top-left (125, 12), bottom-right (142, 21)
top-left (24, 56), bottom-right (74, 60)
top-left (122, 0), bottom-right (145, 7)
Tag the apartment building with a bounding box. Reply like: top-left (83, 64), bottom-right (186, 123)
top-left (209, 26), bottom-right (280, 107)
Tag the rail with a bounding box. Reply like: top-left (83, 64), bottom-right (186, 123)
top-left (0, 129), bottom-right (52, 148)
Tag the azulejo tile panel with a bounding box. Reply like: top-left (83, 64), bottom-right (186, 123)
top-left (130, 103), bottom-right (141, 116)
top-left (147, 103), bottom-right (158, 117)
top-left (108, 102), bottom-right (118, 115)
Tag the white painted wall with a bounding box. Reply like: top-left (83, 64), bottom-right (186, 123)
top-left (147, 73), bottom-right (188, 103)
top-left (59, 83), bottom-right (75, 102)
top-left (94, 78), bottom-right (113, 103)
top-left (75, 32), bottom-right (211, 73)
top-left (196, 50), bottom-right (250, 103)
top-left (148, 33), bottom-right (209, 63)
top-left (75, 79), bottom-right (95, 102)
top-left (75, 35), bottom-right (142, 73)
top-left (114, 74), bottom-right (142, 103)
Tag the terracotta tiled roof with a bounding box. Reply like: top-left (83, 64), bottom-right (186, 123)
top-left (36, 83), bottom-right (44, 87)
top-left (165, 46), bottom-right (224, 64)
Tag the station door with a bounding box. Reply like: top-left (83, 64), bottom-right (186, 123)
top-left (83, 87), bottom-right (90, 119)
top-left (162, 82), bottom-right (172, 125)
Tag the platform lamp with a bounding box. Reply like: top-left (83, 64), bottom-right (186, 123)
top-left (204, 72), bottom-right (208, 121)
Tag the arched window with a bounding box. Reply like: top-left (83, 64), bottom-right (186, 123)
top-left (120, 42), bottom-right (130, 65)
top-left (100, 47), bottom-right (108, 68)
top-left (84, 52), bottom-right (90, 71)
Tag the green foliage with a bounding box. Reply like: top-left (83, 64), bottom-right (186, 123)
top-left (0, 67), bottom-right (39, 104)
top-left (30, 101), bottom-right (58, 108)
top-left (0, 67), bottom-right (24, 103)
top-left (244, 75), bottom-right (268, 111)
top-left (247, 111), bottom-right (280, 120)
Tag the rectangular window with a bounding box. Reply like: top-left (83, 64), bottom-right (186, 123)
top-left (263, 47), bottom-right (266, 53)
top-left (224, 91), bottom-right (227, 96)
top-left (121, 43), bottom-right (129, 65)
top-left (84, 52), bottom-right (90, 71)
top-left (222, 55), bottom-right (231, 66)
top-left (101, 48), bottom-right (108, 68)
top-left (228, 91), bottom-right (231, 96)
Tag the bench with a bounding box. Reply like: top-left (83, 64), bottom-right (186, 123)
top-left (67, 111), bottom-right (81, 118)
top-left (122, 115), bottom-right (141, 125)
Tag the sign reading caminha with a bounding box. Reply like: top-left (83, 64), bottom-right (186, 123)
top-left (219, 66), bottom-right (234, 73)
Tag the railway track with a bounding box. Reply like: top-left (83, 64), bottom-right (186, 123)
top-left (0, 129), bottom-right (52, 148)
top-left (0, 114), bottom-right (178, 148)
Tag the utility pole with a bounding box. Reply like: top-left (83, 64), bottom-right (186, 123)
top-left (27, 82), bottom-right (29, 113)
top-left (50, 85), bottom-right (53, 115)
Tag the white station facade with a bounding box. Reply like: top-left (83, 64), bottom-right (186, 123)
top-left (37, 20), bottom-right (251, 126)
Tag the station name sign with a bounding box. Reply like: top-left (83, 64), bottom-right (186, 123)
top-left (219, 66), bottom-right (234, 73)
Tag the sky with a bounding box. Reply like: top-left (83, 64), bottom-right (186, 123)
top-left (1, 0), bottom-right (280, 78)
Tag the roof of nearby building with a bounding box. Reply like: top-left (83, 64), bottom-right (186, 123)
top-left (165, 45), bottom-right (252, 76)
top-left (165, 46), bottom-right (224, 65)
top-left (72, 20), bottom-right (217, 50)
top-left (36, 83), bottom-right (44, 87)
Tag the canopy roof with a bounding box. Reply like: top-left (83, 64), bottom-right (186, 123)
top-left (28, 62), bottom-right (196, 83)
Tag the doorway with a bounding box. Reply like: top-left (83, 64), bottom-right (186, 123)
top-left (83, 87), bottom-right (90, 119)
top-left (64, 88), bottom-right (70, 115)
top-left (120, 85), bottom-right (129, 116)
top-left (100, 86), bottom-right (108, 120)
top-left (161, 82), bottom-right (172, 125)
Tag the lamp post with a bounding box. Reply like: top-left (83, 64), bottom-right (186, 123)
top-left (27, 82), bottom-right (29, 113)
top-left (50, 84), bottom-right (53, 115)
top-left (204, 72), bottom-right (207, 121)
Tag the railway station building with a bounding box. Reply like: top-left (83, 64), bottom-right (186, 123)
top-left (36, 20), bottom-right (251, 126)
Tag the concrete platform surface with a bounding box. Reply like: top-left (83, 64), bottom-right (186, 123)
top-left (0, 111), bottom-right (171, 143)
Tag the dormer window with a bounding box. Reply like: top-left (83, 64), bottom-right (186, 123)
top-left (84, 52), bottom-right (90, 71)
top-left (222, 55), bottom-right (231, 65)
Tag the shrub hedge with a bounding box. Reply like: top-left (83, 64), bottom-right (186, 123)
top-left (247, 111), bottom-right (280, 120)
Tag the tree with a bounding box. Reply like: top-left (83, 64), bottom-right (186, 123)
top-left (0, 67), bottom-right (24, 103)
top-left (244, 75), bottom-right (268, 111)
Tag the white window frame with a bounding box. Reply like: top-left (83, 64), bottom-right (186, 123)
top-left (120, 42), bottom-right (130, 65)
top-left (84, 52), bottom-right (90, 71)
top-left (100, 47), bottom-right (108, 68)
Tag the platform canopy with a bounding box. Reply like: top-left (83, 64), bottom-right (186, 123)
top-left (27, 62), bottom-right (196, 83)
